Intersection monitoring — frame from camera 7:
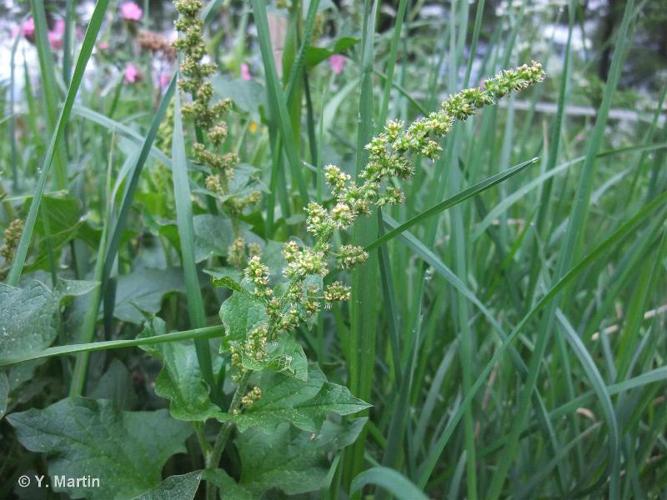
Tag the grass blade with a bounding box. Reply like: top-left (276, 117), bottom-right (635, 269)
top-left (30, 0), bottom-right (68, 189)
top-left (351, 467), bottom-right (428, 500)
top-left (366, 157), bottom-right (538, 251)
top-left (7, 0), bottom-right (111, 286)
top-left (346, 0), bottom-right (380, 488)
top-left (556, 309), bottom-right (620, 495)
top-left (0, 326), bottom-right (224, 367)
top-left (250, 0), bottom-right (308, 202)
top-left (171, 87), bottom-right (216, 396)
top-left (486, 2), bottom-right (638, 497)
top-left (101, 76), bottom-right (176, 287)
top-left (417, 191), bottom-right (667, 487)
top-left (72, 105), bottom-right (173, 166)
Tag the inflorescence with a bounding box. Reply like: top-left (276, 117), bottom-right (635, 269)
top-left (228, 62), bottom-right (545, 374)
top-left (0, 218), bottom-right (24, 280)
top-left (173, 0), bottom-right (239, 193)
top-left (173, 0), bottom-right (262, 268)
top-left (306, 61), bottom-right (546, 242)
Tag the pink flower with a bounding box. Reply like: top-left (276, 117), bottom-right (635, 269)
top-left (158, 72), bottom-right (171, 89)
top-left (48, 19), bottom-right (66, 50)
top-left (52, 19), bottom-right (66, 36)
top-left (328, 54), bottom-right (346, 75)
top-left (120, 2), bottom-right (143, 22)
top-left (124, 63), bottom-right (141, 84)
top-left (48, 31), bottom-right (63, 49)
top-left (98, 41), bottom-right (109, 51)
top-left (22, 17), bottom-right (35, 38)
top-left (240, 63), bottom-right (252, 81)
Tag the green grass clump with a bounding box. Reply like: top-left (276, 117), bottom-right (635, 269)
top-left (0, 1), bottom-right (665, 499)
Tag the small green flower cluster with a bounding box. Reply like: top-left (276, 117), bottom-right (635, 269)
top-left (227, 236), bottom-right (262, 269)
top-left (173, 0), bottom-right (261, 269)
top-left (173, 0), bottom-right (239, 191)
top-left (230, 62), bottom-right (544, 370)
top-left (1, 219), bottom-right (23, 276)
top-left (156, 103), bottom-right (175, 152)
top-left (234, 386), bottom-right (262, 413)
top-left (305, 61), bottom-right (546, 240)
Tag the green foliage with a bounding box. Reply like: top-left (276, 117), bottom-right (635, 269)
top-left (219, 290), bottom-right (268, 342)
top-left (237, 332), bottom-right (309, 380)
top-left (213, 75), bottom-right (266, 117)
top-left (0, 373), bottom-right (8, 419)
top-left (350, 466), bottom-right (429, 500)
top-left (0, 279), bottom-right (96, 360)
top-left (30, 195), bottom-right (93, 270)
top-left (0, 281), bottom-right (60, 359)
top-left (114, 268), bottom-right (186, 324)
top-left (7, 399), bottom-right (192, 499)
top-left (140, 318), bottom-right (221, 421)
top-left (234, 419), bottom-right (367, 495)
top-left (219, 364), bottom-right (370, 432)
top-left (1, 0), bottom-right (666, 498)
top-left (202, 469), bottom-right (254, 499)
top-left (193, 215), bottom-right (234, 262)
top-left (135, 471), bottom-right (203, 500)
top-left (88, 359), bottom-right (138, 410)
top-left (304, 36), bottom-right (359, 67)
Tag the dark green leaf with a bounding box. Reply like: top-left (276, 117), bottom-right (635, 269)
top-left (8, 398), bottom-right (193, 499)
top-left (89, 359), bottom-right (138, 410)
top-left (219, 292), bottom-right (268, 342)
top-left (207, 268), bottom-right (244, 293)
top-left (304, 36), bottom-right (359, 67)
top-left (235, 418), bottom-right (365, 495)
top-left (193, 215), bottom-right (234, 263)
top-left (56, 279), bottom-right (99, 298)
top-left (201, 470), bottom-right (253, 500)
top-left (351, 467), bottom-right (428, 500)
top-left (134, 471), bottom-right (202, 500)
top-left (212, 75), bottom-right (266, 117)
top-left (0, 281), bottom-right (60, 359)
top-left (139, 318), bottom-right (221, 421)
top-left (114, 268), bottom-right (186, 324)
top-left (239, 333), bottom-right (308, 381)
top-left (220, 364), bottom-right (369, 432)
top-left (28, 195), bottom-right (85, 270)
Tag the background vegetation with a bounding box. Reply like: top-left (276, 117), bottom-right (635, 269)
top-left (0, 0), bottom-right (665, 498)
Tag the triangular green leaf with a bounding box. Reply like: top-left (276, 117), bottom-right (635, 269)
top-left (139, 318), bottom-right (221, 421)
top-left (7, 398), bottom-right (193, 499)
top-left (114, 268), bottom-right (186, 324)
top-left (193, 215), bottom-right (234, 262)
top-left (304, 36), bottom-right (359, 67)
top-left (56, 278), bottom-right (99, 298)
top-left (0, 280), bottom-right (60, 359)
top-left (207, 268), bottom-right (244, 293)
top-left (219, 291), bottom-right (267, 342)
top-left (89, 359), bottom-right (138, 410)
top-left (239, 333), bottom-right (309, 381)
top-left (220, 364), bottom-right (369, 432)
top-left (235, 418), bottom-right (366, 495)
top-left (134, 471), bottom-right (202, 500)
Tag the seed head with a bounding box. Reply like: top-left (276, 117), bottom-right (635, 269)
top-left (324, 282), bottom-right (351, 304)
top-left (1, 219), bottom-right (24, 263)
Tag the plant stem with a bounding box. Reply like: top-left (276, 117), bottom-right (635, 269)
top-left (205, 371), bottom-right (251, 500)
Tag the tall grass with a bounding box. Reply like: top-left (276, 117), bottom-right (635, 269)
top-left (1, 1), bottom-right (666, 498)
